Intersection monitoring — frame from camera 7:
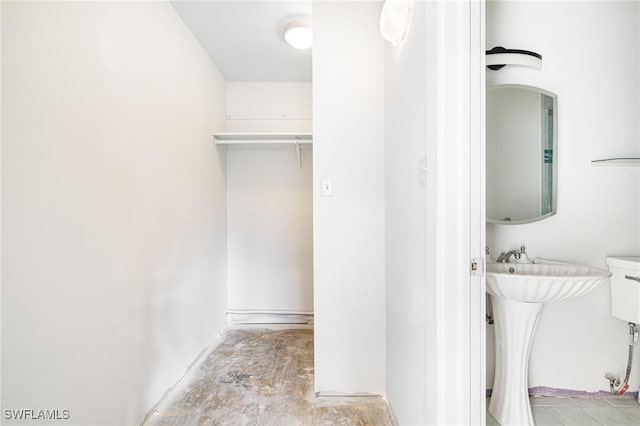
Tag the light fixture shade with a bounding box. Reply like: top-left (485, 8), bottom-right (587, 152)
top-left (284, 21), bottom-right (313, 50)
top-left (486, 47), bottom-right (542, 70)
top-left (379, 0), bottom-right (413, 47)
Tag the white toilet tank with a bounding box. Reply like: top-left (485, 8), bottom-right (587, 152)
top-left (608, 256), bottom-right (640, 323)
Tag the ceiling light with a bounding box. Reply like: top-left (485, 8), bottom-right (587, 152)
top-left (380, 0), bottom-right (413, 48)
top-left (284, 21), bottom-right (312, 50)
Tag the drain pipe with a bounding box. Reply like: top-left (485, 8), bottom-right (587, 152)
top-left (617, 323), bottom-right (638, 395)
top-left (486, 294), bottom-right (494, 325)
top-left (485, 246), bottom-right (494, 325)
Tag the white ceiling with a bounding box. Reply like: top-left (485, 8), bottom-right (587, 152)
top-left (171, 1), bottom-right (312, 82)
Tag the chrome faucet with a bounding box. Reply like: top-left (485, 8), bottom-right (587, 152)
top-left (497, 250), bottom-right (521, 263)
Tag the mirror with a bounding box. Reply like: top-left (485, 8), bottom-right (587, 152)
top-left (486, 84), bottom-right (557, 224)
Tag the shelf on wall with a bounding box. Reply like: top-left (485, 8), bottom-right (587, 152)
top-left (213, 133), bottom-right (313, 168)
top-left (213, 132), bottom-right (312, 145)
top-left (591, 158), bottom-right (640, 167)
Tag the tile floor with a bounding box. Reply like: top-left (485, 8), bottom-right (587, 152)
top-left (487, 396), bottom-right (640, 425)
top-left (144, 327), bottom-right (396, 426)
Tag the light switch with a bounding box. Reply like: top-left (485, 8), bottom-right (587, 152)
top-left (321, 178), bottom-right (333, 196)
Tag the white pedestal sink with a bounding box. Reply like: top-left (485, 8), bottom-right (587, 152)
top-left (487, 259), bottom-right (611, 426)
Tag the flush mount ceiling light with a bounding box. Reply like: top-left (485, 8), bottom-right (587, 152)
top-left (486, 46), bottom-right (542, 70)
top-left (379, 0), bottom-right (413, 47)
top-left (284, 21), bottom-right (313, 50)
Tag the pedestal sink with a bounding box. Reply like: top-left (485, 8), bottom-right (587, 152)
top-left (487, 259), bottom-right (611, 426)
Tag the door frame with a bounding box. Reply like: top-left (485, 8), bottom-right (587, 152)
top-left (425, 0), bottom-right (486, 424)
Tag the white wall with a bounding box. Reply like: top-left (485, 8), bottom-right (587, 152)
top-left (1, 2), bottom-right (228, 424)
top-left (226, 82), bottom-right (312, 133)
top-left (312, 1), bottom-right (386, 394)
top-left (225, 83), bottom-right (313, 315)
top-left (0, 1), bottom-right (3, 399)
top-left (384, 2), bottom-right (429, 424)
top-left (486, 1), bottom-right (640, 392)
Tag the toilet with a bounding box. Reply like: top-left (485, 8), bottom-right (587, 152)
top-left (607, 256), bottom-right (640, 323)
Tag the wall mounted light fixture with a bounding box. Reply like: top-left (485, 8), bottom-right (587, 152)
top-left (486, 46), bottom-right (542, 70)
top-left (379, 0), bottom-right (413, 47)
top-left (284, 21), bottom-right (313, 50)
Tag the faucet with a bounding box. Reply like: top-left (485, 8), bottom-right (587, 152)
top-left (497, 250), bottom-right (520, 263)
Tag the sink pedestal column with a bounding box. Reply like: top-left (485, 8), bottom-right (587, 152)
top-left (489, 296), bottom-right (544, 426)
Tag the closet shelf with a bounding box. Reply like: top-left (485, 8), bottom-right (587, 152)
top-left (591, 158), bottom-right (640, 167)
top-left (213, 132), bottom-right (312, 145)
top-left (213, 133), bottom-right (312, 168)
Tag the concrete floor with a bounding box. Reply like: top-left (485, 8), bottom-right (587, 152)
top-left (143, 327), bottom-right (396, 426)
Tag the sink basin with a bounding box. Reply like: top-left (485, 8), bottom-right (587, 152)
top-left (487, 259), bottom-right (611, 426)
top-left (487, 259), bottom-right (612, 303)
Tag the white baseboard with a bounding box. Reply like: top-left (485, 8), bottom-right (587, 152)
top-left (315, 391), bottom-right (384, 398)
top-left (226, 309), bottom-right (314, 325)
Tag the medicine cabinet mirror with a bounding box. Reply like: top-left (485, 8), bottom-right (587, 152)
top-left (486, 84), bottom-right (557, 224)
